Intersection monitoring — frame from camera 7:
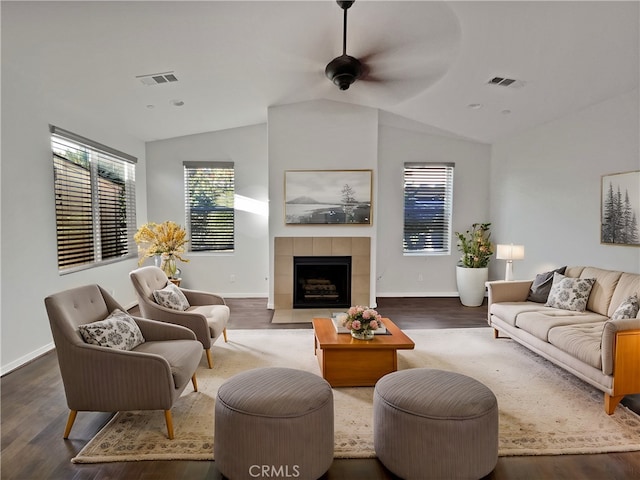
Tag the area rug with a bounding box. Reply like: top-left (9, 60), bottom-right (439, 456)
top-left (72, 328), bottom-right (640, 463)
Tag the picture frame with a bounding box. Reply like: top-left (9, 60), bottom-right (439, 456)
top-left (601, 170), bottom-right (640, 246)
top-left (285, 170), bottom-right (372, 225)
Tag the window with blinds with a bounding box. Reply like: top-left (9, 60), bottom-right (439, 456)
top-left (51, 126), bottom-right (136, 272)
top-left (403, 163), bottom-right (454, 255)
top-left (184, 162), bottom-right (235, 252)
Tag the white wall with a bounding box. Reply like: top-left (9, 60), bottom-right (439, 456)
top-left (490, 89), bottom-right (640, 279)
top-left (376, 121), bottom-right (492, 296)
top-left (267, 100), bottom-right (379, 307)
top-left (145, 124), bottom-right (269, 296)
top-left (4, 76), bottom-right (635, 374)
top-left (1, 65), bottom-right (146, 374)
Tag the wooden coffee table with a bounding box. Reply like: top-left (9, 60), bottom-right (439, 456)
top-left (312, 317), bottom-right (415, 387)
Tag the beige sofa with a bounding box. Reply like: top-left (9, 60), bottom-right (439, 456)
top-left (487, 266), bottom-right (640, 415)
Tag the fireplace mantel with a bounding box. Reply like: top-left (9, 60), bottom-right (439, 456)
top-left (274, 237), bottom-right (370, 310)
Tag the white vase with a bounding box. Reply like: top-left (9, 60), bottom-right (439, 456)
top-left (456, 266), bottom-right (488, 307)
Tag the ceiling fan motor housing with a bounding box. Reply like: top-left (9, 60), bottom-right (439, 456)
top-left (325, 54), bottom-right (363, 90)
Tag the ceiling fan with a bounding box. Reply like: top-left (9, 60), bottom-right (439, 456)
top-left (325, 1), bottom-right (364, 90)
top-left (319, 0), bottom-right (459, 103)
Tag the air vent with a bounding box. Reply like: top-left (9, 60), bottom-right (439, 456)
top-left (136, 71), bottom-right (178, 86)
top-left (487, 76), bottom-right (525, 88)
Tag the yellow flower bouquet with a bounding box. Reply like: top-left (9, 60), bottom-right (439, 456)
top-left (134, 221), bottom-right (190, 277)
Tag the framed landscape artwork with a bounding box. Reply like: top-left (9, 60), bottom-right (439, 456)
top-left (285, 170), bottom-right (372, 225)
top-left (601, 170), bottom-right (640, 246)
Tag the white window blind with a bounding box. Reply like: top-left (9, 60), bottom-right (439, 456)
top-left (403, 162), bottom-right (454, 255)
top-left (184, 162), bottom-right (235, 252)
top-left (51, 125), bottom-right (136, 272)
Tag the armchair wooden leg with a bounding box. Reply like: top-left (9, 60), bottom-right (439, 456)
top-left (164, 410), bottom-right (174, 439)
top-left (63, 410), bottom-right (78, 439)
top-left (206, 348), bottom-right (213, 369)
top-left (192, 374), bottom-right (198, 392)
top-left (223, 328), bottom-right (228, 343)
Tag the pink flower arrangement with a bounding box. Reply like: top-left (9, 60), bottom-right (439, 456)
top-left (342, 306), bottom-right (382, 334)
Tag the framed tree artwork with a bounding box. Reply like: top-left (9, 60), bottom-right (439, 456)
top-left (285, 170), bottom-right (372, 225)
top-left (601, 170), bottom-right (640, 246)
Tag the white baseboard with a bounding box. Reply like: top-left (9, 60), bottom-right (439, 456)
top-left (221, 292), bottom-right (268, 298)
top-left (376, 291), bottom-right (461, 298)
top-left (266, 293), bottom-right (464, 310)
top-left (1, 342), bottom-right (55, 377)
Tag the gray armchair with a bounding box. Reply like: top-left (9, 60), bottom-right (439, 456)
top-left (129, 266), bottom-right (230, 368)
top-left (44, 284), bottom-right (202, 440)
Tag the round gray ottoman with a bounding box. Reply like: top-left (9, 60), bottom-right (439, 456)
top-left (214, 367), bottom-right (334, 480)
top-left (374, 368), bottom-right (498, 480)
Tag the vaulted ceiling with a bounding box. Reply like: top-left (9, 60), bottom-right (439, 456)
top-left (3, 1), bottom-right (638, 143)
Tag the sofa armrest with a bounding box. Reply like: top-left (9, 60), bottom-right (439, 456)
top-left (135, 299), bottom-right (211, 348)
top-left (601, 317), bottom-right (640, 375)
top-left (134, 317), bottom-right (197, 342)
top-left (487, 280), bottom-right (532, 304)
top-left (180, 288), bottom-right (226, 306)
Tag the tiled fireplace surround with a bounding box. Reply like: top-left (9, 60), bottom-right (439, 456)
top-left (274, 236), bottom-right (371, 310)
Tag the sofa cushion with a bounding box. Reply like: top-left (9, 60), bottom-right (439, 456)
top-left (611, 294), bottom-right (639, 320)
top-left (526, 266), bottom-right (567, 303)
top-left (547, 322), bottom-right (604, 371)
top-left (563, 266), bottom-right (585, 279)
top-left (133, 339), bottom-right (201, 389)
top-left (545, 273), bottom-right (595, 312)
top-left (153, 283), bottom-right (190, 311)
top-left (188, 304), bottom-right (231, 338)
top-left (490, 302), bottom-right (557, 327)
top-left (608, 273), bottom-right (640, 318)
top-left (515, 310), bottom-right (608, 342)
top-left (78, 309), bottom-right (145, 351)
top-left (579, 267), bottom-right (622, 316)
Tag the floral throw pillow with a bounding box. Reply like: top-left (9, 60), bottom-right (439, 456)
top-left (611, 294), bottom-right (639, 320)
top-left (78, 309), bottom-right (145, 350)
top-left (153, 282), bottom-right (190, 311)
top-left (545, 273), bottom-right (595, 312)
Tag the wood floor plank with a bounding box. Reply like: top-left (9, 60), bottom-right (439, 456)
top-left (2, 297), bottom-right (639, 479)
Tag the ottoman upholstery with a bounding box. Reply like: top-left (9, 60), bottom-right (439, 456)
top-left (214, 367), bottom-right (334, 480)
top-left (374, 368), bottom-right (498, 480)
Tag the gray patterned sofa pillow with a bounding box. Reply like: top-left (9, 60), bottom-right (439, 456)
top-left (78, 309), bottom-right (145, 350)
top-left (611, 294), bottom-right (639, 320)
top-left (153, 282), bottom-right (190, 311)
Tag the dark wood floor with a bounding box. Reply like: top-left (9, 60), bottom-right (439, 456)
top-left (2, 298), bottom-right (639, 479)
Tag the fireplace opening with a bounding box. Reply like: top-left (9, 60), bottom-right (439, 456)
top-left (293, 256), bottom-right (351, 309)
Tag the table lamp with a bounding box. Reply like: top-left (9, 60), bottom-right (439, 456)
top-left (496, 244), bottom-right (525, 281)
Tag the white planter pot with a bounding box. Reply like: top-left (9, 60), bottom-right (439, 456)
top-left (456, 266), bottom-right (488, 307)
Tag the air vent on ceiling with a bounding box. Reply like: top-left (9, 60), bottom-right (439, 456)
top-left (487, 76), bottom-right (525, 88)
top-left (136, 71), bottom-right (178, 86)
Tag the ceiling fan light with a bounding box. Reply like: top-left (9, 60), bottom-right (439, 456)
top-left (325, 54), bottom-right (363, 90)
top-left (333, 73), bottom-right (356, 90)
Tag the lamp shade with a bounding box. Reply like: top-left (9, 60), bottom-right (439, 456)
top-left (496, 244), bottom-right (525, 261)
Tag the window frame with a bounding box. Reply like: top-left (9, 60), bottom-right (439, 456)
top-left (51, 125), bottom-right (137, 274)
top-left (403, 162), bottom-right (455, 256)
top-left (183, 161), bottom-right (235, 253)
